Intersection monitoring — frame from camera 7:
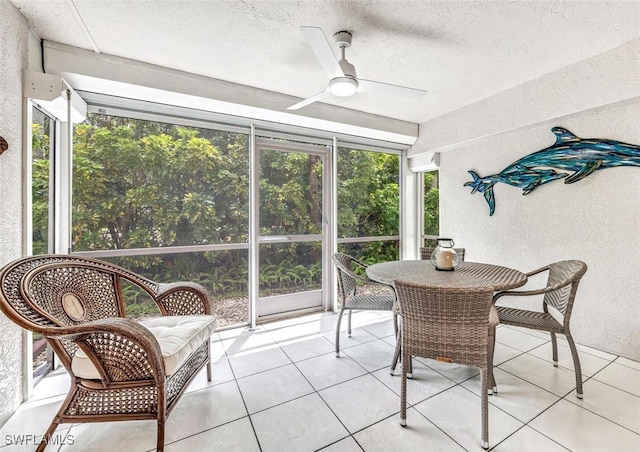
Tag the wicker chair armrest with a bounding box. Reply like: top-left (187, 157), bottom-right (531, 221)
top-left (65, 318), bottom-right (166, 384)
top-left (493, 288), bottom-right (545, 302)
top-left (493, 280), bottom-right (568, 302)
top-left (155, 281), bottom-right (213, 316)
top-left (494, 262), bottom-right (578, 303)
top-left (524, 265), bottom-right (551, 278)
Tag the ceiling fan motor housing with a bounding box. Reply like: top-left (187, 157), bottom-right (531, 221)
top-left (333, 30), bottom-right (352, 48)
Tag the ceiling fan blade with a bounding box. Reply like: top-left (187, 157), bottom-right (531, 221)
top-left (301, 26), bottom-right (343, 78)
top-left (287, 89), bottom-right (331, 110)
top-left (358, 79), bottom-right (427, 100)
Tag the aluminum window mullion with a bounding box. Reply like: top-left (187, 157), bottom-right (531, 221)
top-left (255, 129), bottom-right (333, 147)
top-left (248, 124), bottom-right (258, 330)
top-left (255, 137), bottom-right (331, 155)
top-left (336, 236), bottom-right (400, 243)
top-left (22, 101), bottom-right (34, 401)
top-left (54, 119), bottom-right (71, 255)
top-left (329, 137), bottom-right (338, 312)
top-left (258, 234), bottom-right (324, 243)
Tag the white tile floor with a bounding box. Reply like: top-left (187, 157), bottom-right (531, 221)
top-left (1, 311), bottom-right (639, 451)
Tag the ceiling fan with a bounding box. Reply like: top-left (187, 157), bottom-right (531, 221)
top-left (287, 26), bottom-right (427, 110)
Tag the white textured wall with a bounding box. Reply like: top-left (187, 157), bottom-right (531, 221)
top-left (439, 101), bottom-right (640, 360)
top-left (0, 0), bottom-right (27, 427)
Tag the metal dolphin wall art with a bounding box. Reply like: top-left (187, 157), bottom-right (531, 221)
top-left (465, 127), bottom-right (640, 216)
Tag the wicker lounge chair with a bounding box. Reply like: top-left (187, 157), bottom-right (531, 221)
top-left (0, 254), bottom-right (217, 452)
top-left (493, 260), bottom-right (587, 398)
top-left (394, 280), bottom-right (496, 450)
top-left (332, 253), bottom-right (397, 357)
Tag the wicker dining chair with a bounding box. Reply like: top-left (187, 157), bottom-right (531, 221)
top-left (0, 255), bottom-right (217, 452)
top-left (394, 280), bottom-right (497, 450)
top-left (333, 253), bottom-right (397, 357)
top-left (419, 246), bottom-right (466, 262)
top-left (492, 260), bottom-right (587, 398)
top-left (392, 247), bottom-right (467, 375)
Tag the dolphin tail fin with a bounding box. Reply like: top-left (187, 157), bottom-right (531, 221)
top-left (464, 170), bottom-right (497, 215)
top-left (464, 170), bottom-right (484, 193)
top-left (464, 170), bottom-right (481, 193)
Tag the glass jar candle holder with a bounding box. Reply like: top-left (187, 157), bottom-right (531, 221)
top-left (431, 238), bottom-right (460, 271)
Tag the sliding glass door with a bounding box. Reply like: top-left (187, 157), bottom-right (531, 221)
top-left (255, 137), bottom-right (330, 318)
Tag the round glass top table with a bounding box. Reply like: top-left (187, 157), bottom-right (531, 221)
top-left (366, 260), bottom-right (527, 291)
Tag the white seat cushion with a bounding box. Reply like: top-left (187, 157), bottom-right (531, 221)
top-left (71, 315), bottom-right (216, 379)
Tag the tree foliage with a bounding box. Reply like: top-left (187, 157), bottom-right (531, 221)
top-left (424, 171), bottom-right (439, 237)
top-left (31, 121), bottom-right (51, 255)
top-left (72, 117), bottom-right (249, 256)
top-left (337, 148), bottom-right (401, 261)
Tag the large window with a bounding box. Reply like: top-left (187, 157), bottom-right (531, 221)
top-left (32, 105), bottom-right (418, 328)
top-left (337, 146), bottom-right (400, 263)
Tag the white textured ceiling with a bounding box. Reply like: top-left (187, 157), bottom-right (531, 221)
top-left (10, 0), bottom-right (640, 124)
